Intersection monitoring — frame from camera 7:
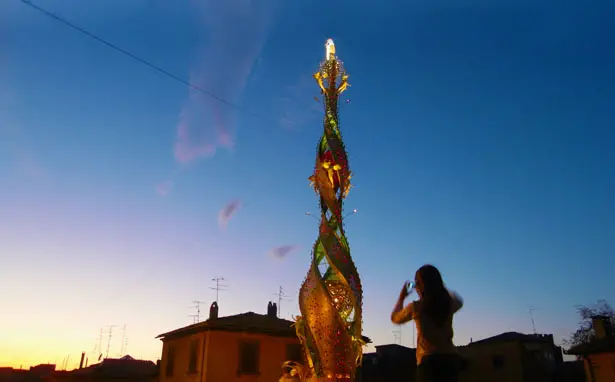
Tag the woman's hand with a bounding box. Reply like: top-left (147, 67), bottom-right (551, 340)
top-left (399, 282), bottom-right (411, 300)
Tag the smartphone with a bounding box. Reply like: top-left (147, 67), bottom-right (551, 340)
top-left (406, 281), bottom-right (415, 292)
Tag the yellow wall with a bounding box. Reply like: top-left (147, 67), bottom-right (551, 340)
top-left (459, 341), bottom-right (523, 382)
top-left (160, 332), bottom-right (207, 382)
top-left (584, 352), bottom-right (615, 382)
top-left (159, 330), bottom-right (300, 382)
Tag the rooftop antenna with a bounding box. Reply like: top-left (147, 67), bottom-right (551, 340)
top-left (97, 328), bottom-right (103, 356)
top-left (192, 300), bottom-right (205, 323)
top-left (210, 277), bottom-right (228, 304)
top-left (119, 325), bottom-right (127, 356)
top-left (188, 314), bottom-right (199, 324)
top-left (121, 338), bottom-right (128, 357)
top-left (105, 325), bottom-right (118, 359)
top-left (392, 327), bottom-right (402, 345)
top-left (91, 328), bottom-right (102, 362)
top-left (529, 305), bottom-right (537, 334)
top-left (272, 286), bottom-right (292, 318)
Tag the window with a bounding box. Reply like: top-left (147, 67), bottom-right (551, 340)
top-left (165, 345), bottom-right (175, 377)
top-left (238, 340), bottom-right (260, 375)
top-left (286, 343), bottom-right (303, 363)
top-left (492, 355), bottom-right (505, 369)
top-left (284, 343), bottom-right (303, 374)
top-left (188, 339), bottom-right (200, 374)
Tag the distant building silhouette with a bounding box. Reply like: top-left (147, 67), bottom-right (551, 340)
top-left (49, 355), bottom-right (157, 382)
top-left (359, 331), bottom-right (579, 382)
top-left (458, 332), bottom-right (565, 382)
top-left (359, 344), bottom-right (417, 382)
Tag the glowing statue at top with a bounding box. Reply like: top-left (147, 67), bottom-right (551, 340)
top-left (288, 38), bottom-right (363, 381)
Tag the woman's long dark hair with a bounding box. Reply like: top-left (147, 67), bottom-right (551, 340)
top-left (416, 264), bottom-right (452, 327)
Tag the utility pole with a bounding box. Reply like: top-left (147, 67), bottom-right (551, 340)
top-left (529, 306), bottom-right (537, 334)
top-left (192, 300), bottom-right (205, 323)
top-left (210, 277), bottom-right (228, 304)
top-left (272, 286), bottom-right (291, 318)
top-left (105, 325), bottom-right (118, 359)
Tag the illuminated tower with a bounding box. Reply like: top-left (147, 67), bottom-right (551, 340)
top-left (291, 38), bottom-right (363, 381)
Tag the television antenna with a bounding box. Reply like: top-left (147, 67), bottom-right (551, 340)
top-left (529, 305), bottom-right (537, 334)
top-left (272, 286), bottom-right (292, 318)
top-left (210, 277), bottom-right (228, 304)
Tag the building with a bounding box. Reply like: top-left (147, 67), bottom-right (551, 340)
top-left (158, 301), bottom-right (371, 382)
top-left (566, 315), bottom-right (615, 382)
top-left (50, 356), bottom-right (157, 382)
top-left (458, 332), bottom-right (563, 382)
top-left (359, 344), bottom-right (417, 382)
top-left (0, 364), bottom-right (57, 382)
top-left (157, 301), bottom-right (303, 382)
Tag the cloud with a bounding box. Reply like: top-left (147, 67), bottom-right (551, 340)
top-left (268, 245), bottom-right (301, 259)
top-left (155, 180), bottom-right (174, 196)
top-left (172, 0), bottom-right (281, 164)
top-left (218, 199), bottom-right (243, 228)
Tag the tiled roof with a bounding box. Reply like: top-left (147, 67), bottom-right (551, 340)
top-left (156, 312), bottom-right (371, 344)
top-left (566, 336), bottom-right (615, 355)
top-left (156, 312), bottom-right (298, 339)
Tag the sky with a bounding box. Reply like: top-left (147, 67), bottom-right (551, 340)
top-left (1, 0), bottom-right (614, 369)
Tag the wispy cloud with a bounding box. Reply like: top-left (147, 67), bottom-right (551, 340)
top-left (218, 199), bottom-right (243, 228)
top-left (172, 0), bottom-right (281, 164)
top-left (155, 180), bottom-right (174, 196)
top-left (268, 245), bottom-right (301, 259)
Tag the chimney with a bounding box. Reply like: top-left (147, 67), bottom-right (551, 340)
top-left (592, 315), bottom-right (611, 339)
top-left (79, 352), bottom-right (85, 369)
top-left (209, 301), bottom-right (219, 320)
top-left (267, 301), bottom-right (278, 318)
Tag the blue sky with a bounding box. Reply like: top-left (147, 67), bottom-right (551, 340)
top-left (1, 0), bottom-right (614, 368)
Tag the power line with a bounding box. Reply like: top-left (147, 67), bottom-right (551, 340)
top-left (20, 0), bottom-right (266, 122)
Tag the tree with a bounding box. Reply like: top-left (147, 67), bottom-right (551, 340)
top-left (563, 299), bottom-right (615, 349)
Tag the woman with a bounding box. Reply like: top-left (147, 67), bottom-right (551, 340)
top-left (391, 264), bottom-right (463, 382)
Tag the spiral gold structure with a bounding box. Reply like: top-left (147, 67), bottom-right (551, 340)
top-left (291, 39), bottom-right (363, 381)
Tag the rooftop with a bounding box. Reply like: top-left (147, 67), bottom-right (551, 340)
top-left (466, 332), bottom-right (555, 346)
top-left (156, 311), bottom-right (299, 340)
top-left (55, 356), bottom-right (157, 379)
top-left (156, 309), bottom-right (371, 344)
top-left (566, 336), bottom-right (615, 355)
